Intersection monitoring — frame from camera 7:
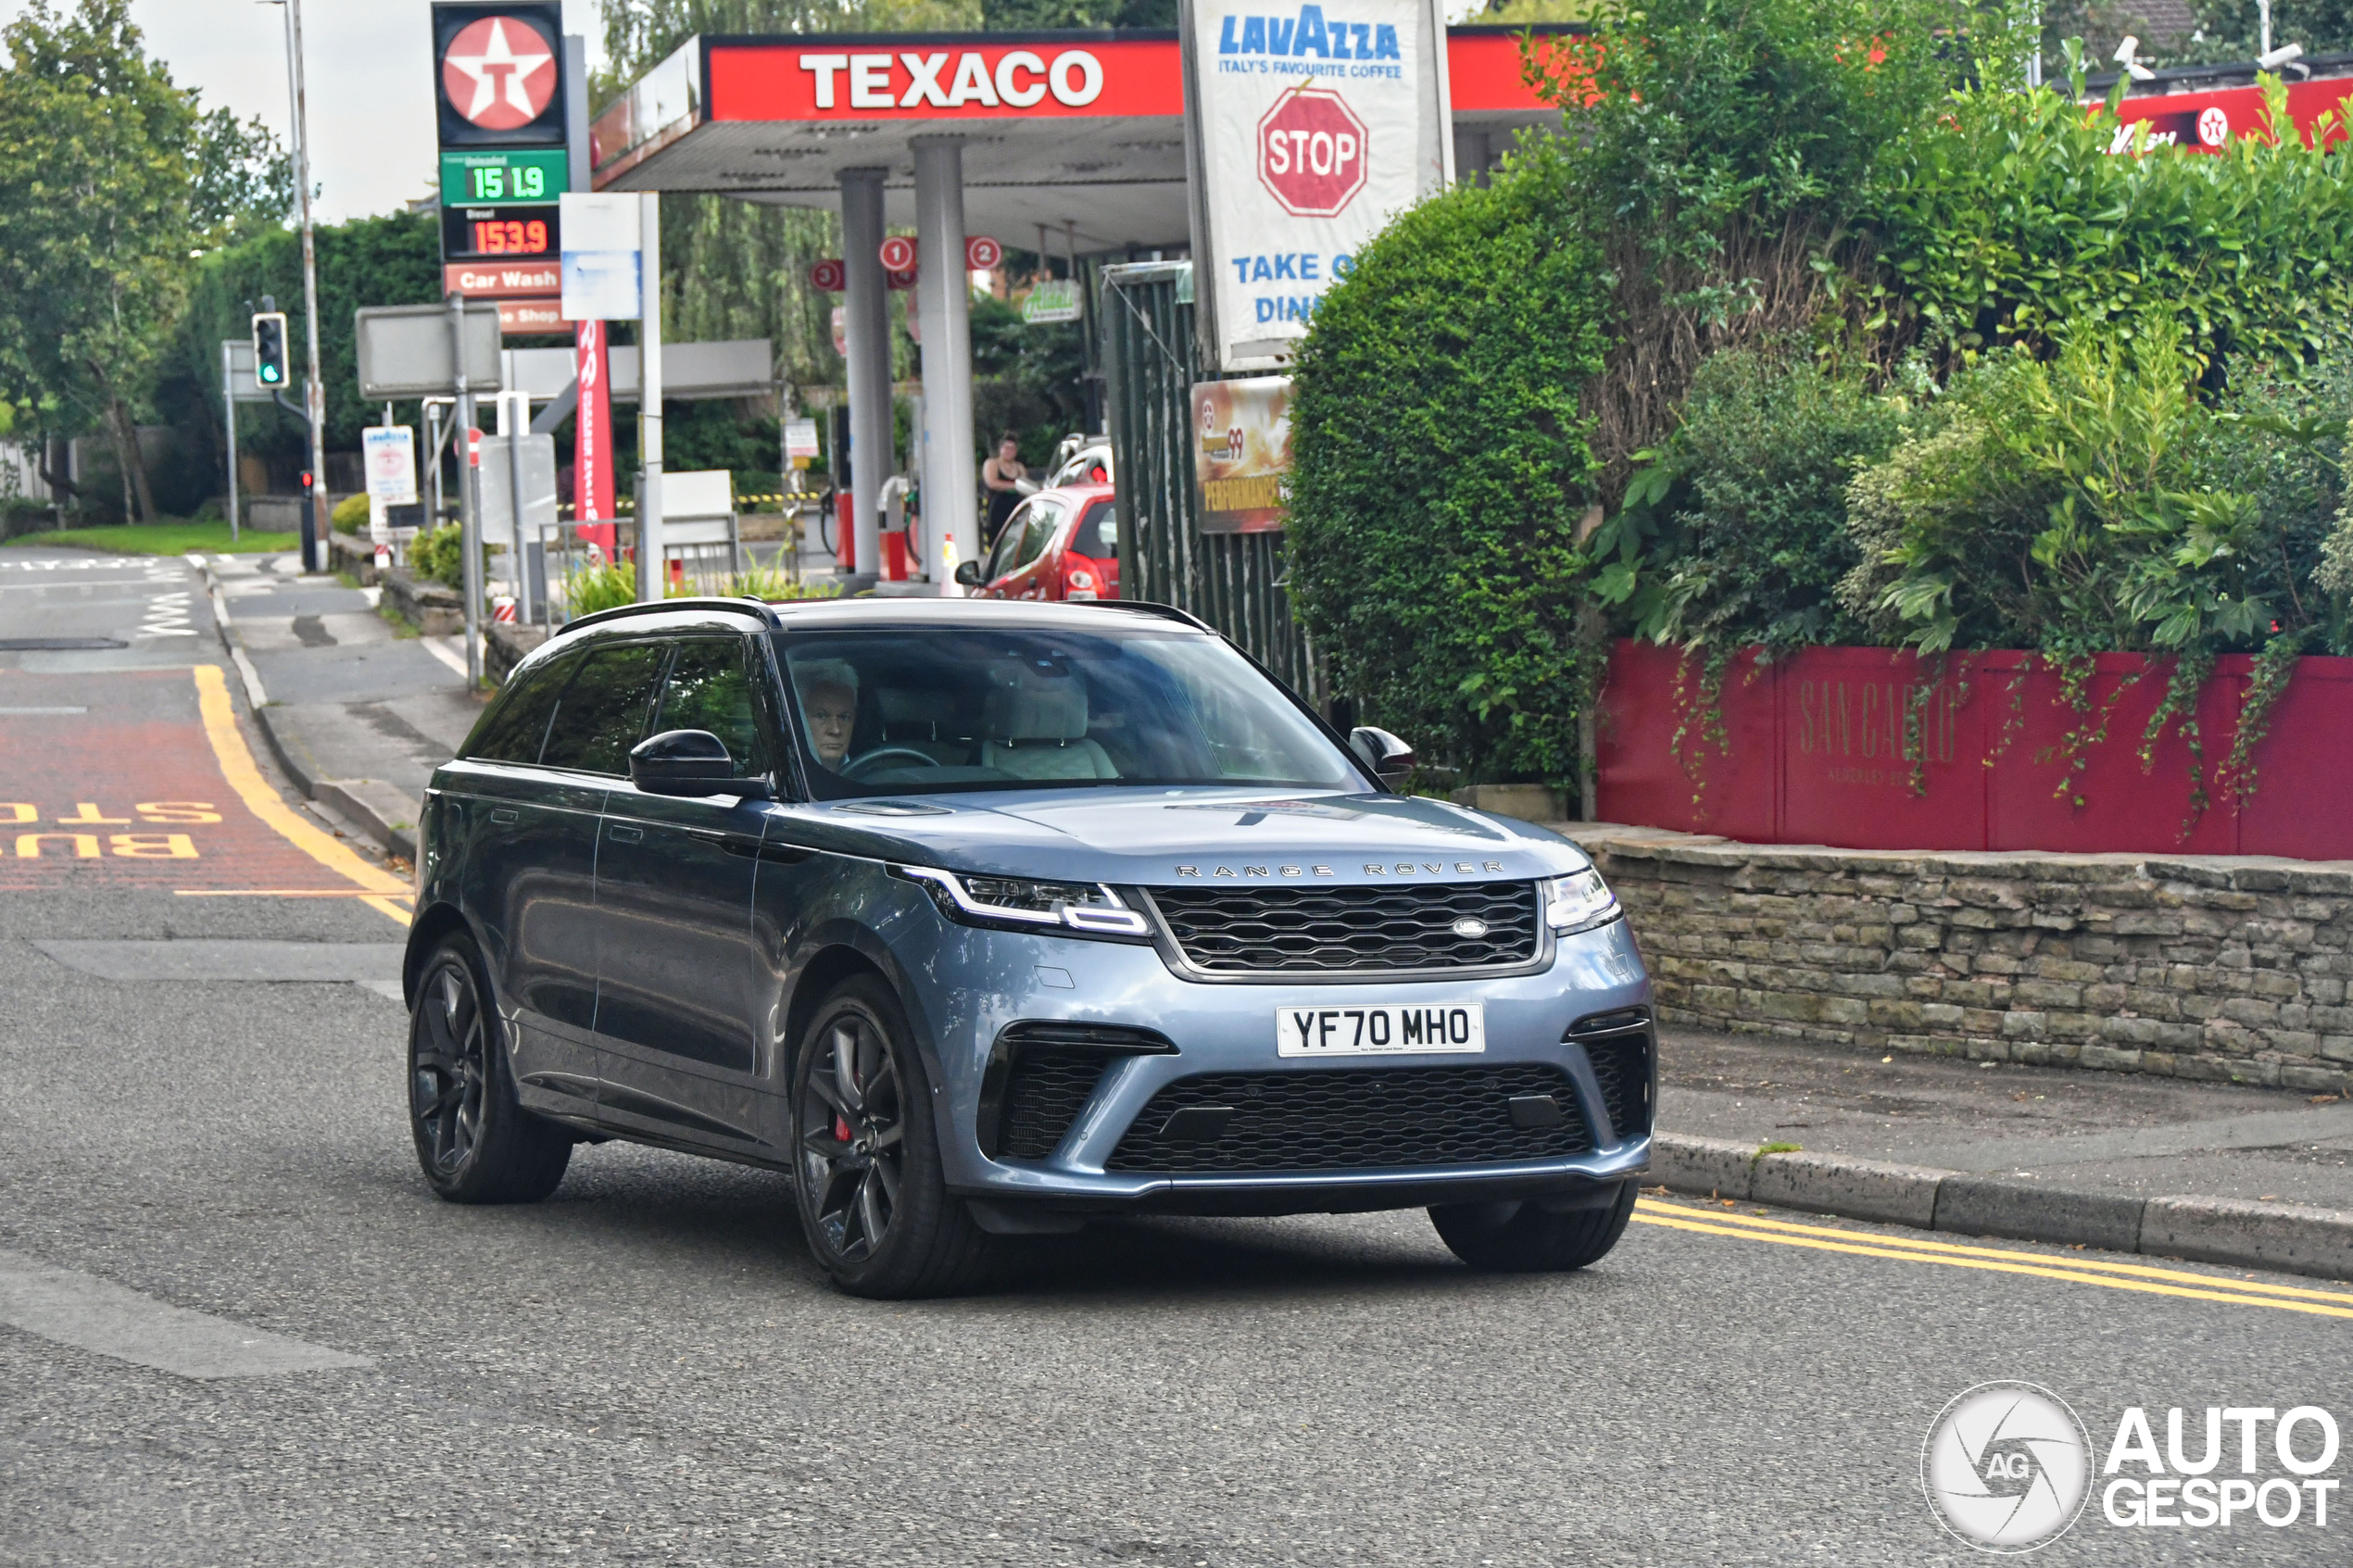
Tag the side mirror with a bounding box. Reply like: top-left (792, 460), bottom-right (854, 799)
top-left (1348, 725), bottom-right (1416, 785)
top-left (953, 559), bottom-right (985, 587)
top-left (629, 729), bottom-right (770, 799)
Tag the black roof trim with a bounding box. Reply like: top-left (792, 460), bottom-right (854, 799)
top-left (561, 596), bottom-right (784, 635)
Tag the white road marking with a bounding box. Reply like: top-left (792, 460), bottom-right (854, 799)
top-left (0, 1248), bottom-right (371, 1379)
top-left (0, 706), bottom-right (88, 715)
top-left (422, 633), bottom-right (472, 679)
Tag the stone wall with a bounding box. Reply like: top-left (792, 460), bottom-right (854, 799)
top-left (1560, 825), bottom-right (2353, 1095)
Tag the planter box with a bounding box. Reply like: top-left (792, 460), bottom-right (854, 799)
top-left (1449, 784), bottom-right (1566, 823)
top-left (485, 621), bottom-right (547, 684)
top-left (383, 568), bottom-right (463, 638)
top-left (1596, 640), bottom-right (2353, 859)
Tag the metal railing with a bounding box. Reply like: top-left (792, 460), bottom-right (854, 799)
top-left (1101, 261), bottom-right (1323, 707)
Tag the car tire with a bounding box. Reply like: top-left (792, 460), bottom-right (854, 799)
top-left (789, 973), bottom-right (998, 1299)
top-left (407, 931), bottom-right (572, 1204)
top-left (1428, 1180), bottom-right (1638, 1273)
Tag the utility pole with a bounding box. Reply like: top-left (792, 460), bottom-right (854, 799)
top-left (267, 0), bottom-right (328, 572)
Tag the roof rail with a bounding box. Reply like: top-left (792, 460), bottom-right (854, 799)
top-left (1081, 599), bottom-right (1215, 633)
top-left (560, 596), bottom-right (784, 635)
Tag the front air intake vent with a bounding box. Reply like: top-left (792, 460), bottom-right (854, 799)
top-left (978, 1021), bottom-right (1176, 1162)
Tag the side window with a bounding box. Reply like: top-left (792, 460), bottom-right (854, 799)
top-left (537, 642), bottom-right (669, 775)
top-left (462, 650), bottom-right (578, 763)
top-left (654, 638), bottom-right (763, 777)
top-left (1014, 501), bottom-right (1061, 568)
top-left (1076, 500), bottom-right (1117, 561)
top-left (986, 505), bottom-right (1030, 581)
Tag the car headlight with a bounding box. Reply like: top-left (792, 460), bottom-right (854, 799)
top-left (1542, 868), bottom-right (1619, 935)
top-left (895, 866), bottom-right (1151, 938)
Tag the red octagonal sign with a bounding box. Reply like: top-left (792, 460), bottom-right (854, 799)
top-left (1258, 88), bottom-right (1368, 219)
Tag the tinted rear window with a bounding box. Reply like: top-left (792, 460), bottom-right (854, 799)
top-left (538, 642), bottom-right (668, 775)
top-left (1074, 499), bottom-right (1116, 561)
top-left (464, 650), bottom-right (578, 763)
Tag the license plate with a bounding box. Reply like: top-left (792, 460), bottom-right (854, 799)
top-left (1276, 1002), bottom-right (1486, 1058)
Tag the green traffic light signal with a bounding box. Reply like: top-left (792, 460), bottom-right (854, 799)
top-left (251, 311), bottom-right (288, 389)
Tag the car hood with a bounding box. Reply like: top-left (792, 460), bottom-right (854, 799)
top-left (756, 787), bottom-right (1590, 887)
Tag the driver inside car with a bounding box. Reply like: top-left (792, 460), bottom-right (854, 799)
top-left (794, 659), bottom-right (860, 773)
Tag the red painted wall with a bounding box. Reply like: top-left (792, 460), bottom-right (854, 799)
top-left (1594, 641), bottom-right (2353, 859)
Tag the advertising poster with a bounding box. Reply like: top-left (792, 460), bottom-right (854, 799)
top-left (1182, 0), bottom-right (1452, 369)
top-left (1191, 375), bottom-right (1292, 533)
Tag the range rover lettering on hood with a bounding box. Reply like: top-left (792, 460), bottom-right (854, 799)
top-left (1174, 859), bottom-right (1508, 878)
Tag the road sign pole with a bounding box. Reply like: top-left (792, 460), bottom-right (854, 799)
top-left (286, 0), bottom-right (328, 574)
top-left (509, 391), bottom-right (533, 622)
top-left (453, 296), bottom-right (482, 687)
top-left (221, 341), bottom-right (240, 545)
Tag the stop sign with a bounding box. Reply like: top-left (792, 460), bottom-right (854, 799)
top-left (1257, 88), bottom-right (1368, 219)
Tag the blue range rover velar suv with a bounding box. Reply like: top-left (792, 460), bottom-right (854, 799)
top-left (403, 596), bottom-right (1653, 1297)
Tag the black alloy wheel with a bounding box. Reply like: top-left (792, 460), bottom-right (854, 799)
top-left (407, 933), bottom-right (572, 1204)
top-left (789, 975), bottom-right (996, 1298)
top-left (798, 1007), bottom-right (905, 1263)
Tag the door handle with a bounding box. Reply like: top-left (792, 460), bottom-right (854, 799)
top-left (489, 809), bottom-right (519, 824)
top-left (607, 824), bottom-right (644, 844)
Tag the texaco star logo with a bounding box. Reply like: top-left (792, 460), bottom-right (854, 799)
top-left (442, 16), bottom-right (556, 132)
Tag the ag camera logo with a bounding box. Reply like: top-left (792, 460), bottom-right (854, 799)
top-left (1921, 1382), bottom-right (2093, 1552)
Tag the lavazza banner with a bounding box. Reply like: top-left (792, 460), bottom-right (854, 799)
top-left (1181, 0), bottom-right (1452, 369)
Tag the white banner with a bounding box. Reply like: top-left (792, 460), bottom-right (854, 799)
top-left (560, 192), bottom-right (645, 322)
top-left (1183, 0), bottom-right (1452, 370)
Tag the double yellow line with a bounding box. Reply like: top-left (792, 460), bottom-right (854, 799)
top-left (1632, 1197), bottom-right (2353, 1320)
top-left (190, 665), bottom-right (413, 928)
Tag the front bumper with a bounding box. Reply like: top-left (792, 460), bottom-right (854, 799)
top-left (904, 911), bottom-right (1654, 1216)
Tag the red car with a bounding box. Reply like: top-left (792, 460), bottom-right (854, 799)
top-left (957, 482), bottom-right (1120, 602)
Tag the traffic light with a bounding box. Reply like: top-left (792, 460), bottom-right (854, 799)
top-left (251, 311), bottom-right (288, 389)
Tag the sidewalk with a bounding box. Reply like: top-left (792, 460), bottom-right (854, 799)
top-left (1653, 1026), bottom-right (2353, 1278)
top-left (202, 551), bottom-right (485, 861)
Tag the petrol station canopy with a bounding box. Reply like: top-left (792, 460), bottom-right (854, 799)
top-left (588, 26), bottom-right (1570, 251)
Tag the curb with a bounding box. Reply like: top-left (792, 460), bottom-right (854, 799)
top-left (198, 557), bottom-right (420, 867)
top-left (1649, 1132), bottom-right (2353, 1283)
top-left (193, 556), bottom-right (267, 709)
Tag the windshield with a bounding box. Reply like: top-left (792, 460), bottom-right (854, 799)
top-left (773, 625), bottom-right (1367, 797)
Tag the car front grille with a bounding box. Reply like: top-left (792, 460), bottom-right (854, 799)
top-left (1141, 881), bottom-right (1541, 975)
top-left (1107, 1063), bottom-right (1591, 1174)
top-left (997, 1050), bottom-right (1112, 1160)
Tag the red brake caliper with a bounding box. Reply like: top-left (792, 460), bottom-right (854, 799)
top-left (834, 1113), bottom-right (852, 1143)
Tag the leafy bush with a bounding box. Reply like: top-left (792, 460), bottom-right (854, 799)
top-left (721, 563), bottom-right (841, 601)
top-left (330, 492), bottom-right (369, 534)
top-left (1589, 345), bottom-right (1911, 659)
top-left (1287, 142), bottom-right (1610, 784)
top-left (1840, 318), bottom-right (2350, 659)
top-left (1529, 0), bottom-right (2006, 488)
top-left (1871, 74), bottom-right (2353, 376)
top-left (409, 522), bottom-right (463, 589)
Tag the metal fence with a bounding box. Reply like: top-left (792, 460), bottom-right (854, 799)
top-left (1101, 261), bottom-right (1323, 707)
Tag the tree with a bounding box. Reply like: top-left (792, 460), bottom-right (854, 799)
top-left (0, 0), bottom-right (282, 521)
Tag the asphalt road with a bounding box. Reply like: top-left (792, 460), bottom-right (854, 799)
top-left (4, 548), bottom-right (2350, 1565)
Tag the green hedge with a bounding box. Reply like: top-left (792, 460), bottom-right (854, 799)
top-left (1285, 144), bottom-right (1609, 784)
